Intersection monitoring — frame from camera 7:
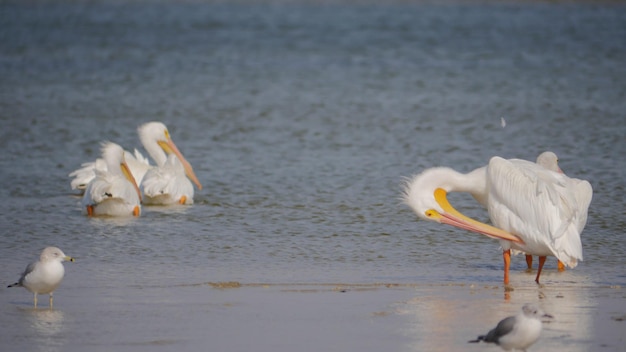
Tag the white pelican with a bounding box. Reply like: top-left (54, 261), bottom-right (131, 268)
top-left (136, 122), bottom-right (202, 205)
top-left (69, 148), bottom-right (151, 191)
top-left (8, 247), bottom-right (75, 308)
top-left (526, 151), bottom-right (565, 271)
top-left (403, 155), bottom-right (592, 284)
top-left (69, 122), bottom-right (202, 205)
top-left (82, 142), bottom-right (143, 217)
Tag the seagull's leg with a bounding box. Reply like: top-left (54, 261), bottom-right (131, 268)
top-left (33, 293), bottom-right (38, 308)
top-left (49, 293), bottom-right (54, 308)
top-left (535, 256), bottom-right (547, 284)
top-left (557, 260), bottom-right (566, 272)
top-left (179, 196), bottom-right (187, 204)
top-left (503, 249), bottom-right (511, 285)
top-left (133, 205), bottom-right (140, 217)
top-left (86, 205), bottom-right (94, 216)
top-left (525, 254), bottom-right (533, 269)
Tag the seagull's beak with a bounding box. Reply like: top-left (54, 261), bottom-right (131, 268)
top-left (542, 313), bottom-right (554, 319)
top-left (64, 256), bottom-right (75, 262)
top-left (120, 158), bottom-right (143, 203)
top-left (425, 188), bottom-right (524, 244)
top-left (157, 138), bottom-right (203, 190)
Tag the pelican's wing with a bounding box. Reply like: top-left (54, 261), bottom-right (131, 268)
top-left (486, 157), bottom-right (591, 267)
top-left (124, 149), bottom-right (152, 185)
top-left (569, 178), bottom-right (593, 232)
top-left (69, 159), bottom-right (106, 190)
top-left (141, 155), bottom-right (194, 204)
top-left (83, 170), bottom-right (140, 205)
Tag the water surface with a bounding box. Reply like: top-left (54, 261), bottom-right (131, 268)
top-left (1, 1), bottom-right (625, 351)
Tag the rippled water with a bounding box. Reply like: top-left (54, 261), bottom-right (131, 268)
top-left (1, 1), bottom-right (625, 351)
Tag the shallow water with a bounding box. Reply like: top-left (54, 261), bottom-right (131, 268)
top-left (1, 1), bottom-right (625, 351)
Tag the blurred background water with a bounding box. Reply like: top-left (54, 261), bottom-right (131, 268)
top-left (0, 0), bottom-right (625, 350)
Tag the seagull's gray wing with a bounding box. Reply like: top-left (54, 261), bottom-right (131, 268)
top-left (483, 316), bottom-right (517, 343)
top-left (18, 261), bottom-right (38, 284)
top-left (7, 261), bottom-right (37, 288)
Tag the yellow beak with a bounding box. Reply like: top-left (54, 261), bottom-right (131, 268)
top-left (157, 139), bottom-right (203, 190)
top-left (426, 188), bottom-right (524, 244)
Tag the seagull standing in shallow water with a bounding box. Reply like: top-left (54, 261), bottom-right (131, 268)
top-left (7, 247), bottom-right (75, 308)
top-left (469, 304), bottom-right (553, 351)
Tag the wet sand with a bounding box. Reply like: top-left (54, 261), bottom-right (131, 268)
top-left (3, 279), bottom-right (624, 352)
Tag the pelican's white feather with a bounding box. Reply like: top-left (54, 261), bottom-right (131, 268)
top-left (486, 157), bottom-right (591, 268)
top-left (81, 142), bottom-right (142, 217)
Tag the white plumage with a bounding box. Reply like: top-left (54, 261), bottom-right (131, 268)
top-left (403, 153), bottom-right (592, 284)
top-left (470, 304), bottom-right (553, 351)
top-left (82, 142), bottom-right (142, 217)
top-left (69, 122), bottom-right (202, 205)
top-left (137, 122), bottom-right (202, 205)
top-left (7, 247), bottom-right (75, 308)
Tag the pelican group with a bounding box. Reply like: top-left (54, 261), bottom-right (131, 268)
top-left (403, 152), bottom-right (592, 284)
top-left (70, 122), bottom-right (202, 216)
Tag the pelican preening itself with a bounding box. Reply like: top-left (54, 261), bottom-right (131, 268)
top-left (403, 152), bottom-right (592, 284)
top-left (82, 142), bottom-right (143, 217)
top-left (69, 122), bottom-right (203, 215)
top-left (8, 247), bottom-right (75, 308)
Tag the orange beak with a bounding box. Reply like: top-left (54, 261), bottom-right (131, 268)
top-left (425, 188), bottom-right (524, 244)
top-left (157, 138), bottom-right (203, 190)
top-left (120, 159), bottom-right (142, 203)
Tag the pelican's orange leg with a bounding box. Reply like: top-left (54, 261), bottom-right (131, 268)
top-left (525, 254), bottom-right (533, 269)
top-left (503, 249), bottom-right (511, 285)
top-left (86, 205), bottom-right (94, 217)
top-left (178, 196), bottom-right (187, 205)
top-left (557, 260), bottom-right (566, 272)
top-left (535, 256), bottom-right (547, 284)
top-left (133, 205), bottom-right (140, 217)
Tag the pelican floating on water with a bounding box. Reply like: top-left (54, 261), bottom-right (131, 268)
top-left (137, 122), bottom-right (202, 205)
top-left (82, 142), bottom-right (142, 217)
top-left (69, 121), bottom-right (202, 205)
top-left (403, 154), bottom-right (592, 284)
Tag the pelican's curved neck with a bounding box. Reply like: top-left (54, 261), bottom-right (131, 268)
top-left (141, 136), bottom-right (167, 167)
top-left (427, 166), bottom-right (487, 198)
top-left (403, 166), bottom-right (488, 218)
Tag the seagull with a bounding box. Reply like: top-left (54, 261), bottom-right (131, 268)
top-left (469, 304), bottom-right (553, 351)
top-left (7, 247), bottom-right (75, 308)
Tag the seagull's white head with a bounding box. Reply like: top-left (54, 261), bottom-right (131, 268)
top-left (41, 247), bottom-right (75, 263)
top-left (521, 304), bottom-right (553, 320)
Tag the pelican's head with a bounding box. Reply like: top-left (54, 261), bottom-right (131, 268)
top-left (402, 167), bottom-right (454, 222)
top-left (536, 151), bottom-right (563, 173)
top-left (402, 167), bottom-right (523, 244)
top-left (40, 247), bottom-right (75, 263)
top-left (138, 122), bottom-right (203, 190)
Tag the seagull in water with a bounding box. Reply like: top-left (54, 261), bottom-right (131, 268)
top-left (469, 304), bottom-right (553, 351)
top-left (7, 247), bottom-right (75, 308)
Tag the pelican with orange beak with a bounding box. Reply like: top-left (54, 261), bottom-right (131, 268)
top-left (69, 122), bottom-right (202, 205)
top-left (82, 142), bottom-right (142, 217)
top-left (403, 155), bottom-right (592, 285)
top-left (137, 122), bottom-right (202, 205)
